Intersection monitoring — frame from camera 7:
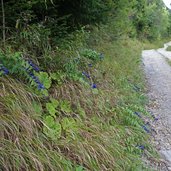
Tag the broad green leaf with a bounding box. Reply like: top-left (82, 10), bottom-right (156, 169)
top-left (76, 166), bottom-right (84, 171)
top-left (44, 78), bottom-right (52, 89)
top-left (41, 89), bottom-right (49, 96)
top-left (43, 121), bottom-right (61, 140)
top-left (43, 116), bottom-right (62, 138)
top-left (46, 103), bottom-right (57, 117)
top-left (60, 100), bottom-right (72, 113)
top-left (61, 117), bottom-right (76, 131)
top-left (50, 73), bottom-right (59, 80)
top-left (43, 115), bottom-right (55, 127)
top-left (50, 98), bottom-right (59, 108)
top-left (38, 72), bottom-right (52, 89)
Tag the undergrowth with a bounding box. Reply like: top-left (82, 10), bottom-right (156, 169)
top-left (165, 58), bottom-right (171, 67)
top-left (142, 38), bottom-right (171, 50)
top-left (166, 46), bottom-right (171, 51)
top-left (0, 26), bottom-right (156, 171)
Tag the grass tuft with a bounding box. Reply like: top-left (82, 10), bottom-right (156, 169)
top-left (166, 46), bottom-right (171, 51)
top-left (142, 38), bottom-right (171, 50)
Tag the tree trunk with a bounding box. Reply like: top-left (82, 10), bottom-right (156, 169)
top-left (1, 0), bottom-right (5, 46)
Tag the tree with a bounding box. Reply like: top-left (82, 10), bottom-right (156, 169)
top-left (1, 0), bottom-right (5, 45)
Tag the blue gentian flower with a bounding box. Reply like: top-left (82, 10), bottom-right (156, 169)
top-left (137, 145), bottom-right (145, 150)
top-left (82, 72), bottom-right (86, 75)
top-left (150, 112), bottom-right (158, 121)
top-left (154, 117), bottom-right (158, 121)
top-left (27, 70), bottom-right (45, 90)
top-left (0, 65), bottom-right (9, 75)
top-left (91, 83), bottom-right (97, 89)
top-left (2, 67), bottom-right (9, 75)
top-left (88, 64), bottom-right (93, 67)
top-left (28, 60), bottom-right (40, 72)
top-left (142, 125), bottom-right (150, 133)
top-left (82, 72), bottom-right (90, 79)
top-left (38, 83), bottom-right (45, 90)
top-left (134, 112), bottom-right (141, 118)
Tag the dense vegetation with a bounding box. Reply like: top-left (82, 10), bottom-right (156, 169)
top-left (0, 0), bottom-right (171, 170)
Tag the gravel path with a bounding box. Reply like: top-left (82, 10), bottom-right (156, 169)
top-left (142, 43), bottom-right (171, 171)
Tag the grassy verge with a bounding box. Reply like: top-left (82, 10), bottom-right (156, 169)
top-left (0, 30), bottom-right (155, 170)
top-left (142, 38), bottom-right (171, 50)
top-left (165, 58), bottom-right (171, 67)
top-left (166, 46), bottom-right (171, 51)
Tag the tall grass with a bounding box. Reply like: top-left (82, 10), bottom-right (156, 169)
top-left (166, 46), bottom-right (171, 51)
top-left (142, 38), bottom-right (171, 50)
top-left (0, 26), bottom-right (156, 170)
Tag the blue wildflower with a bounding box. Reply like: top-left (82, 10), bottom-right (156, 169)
top-left (134, 112), bottom-right (141, 118)
top-left (88, 64), bottom-right (93, 67)
top-left (142, 125), bottom-right (150, 133)
top-left (154, 117), bottom-right (159, 121)
top-left (27, 70), bottom-right (45, 90)
top-left (82, 72), bottom-right (90, 79)
top-left (150, 112), bottom-right (158, 121)
top-left (38, 83), bottom-right (45, 90)
top-left (28, 60), bottom-right (40, 72)
top-left (28, 71), bottom-right (34, 77)
top-left (137, 145), bottom-right (145, 150)
top-left (91, 83), bottom-right (97, 89)
top-left (0, 65), bottom-right (9, 75)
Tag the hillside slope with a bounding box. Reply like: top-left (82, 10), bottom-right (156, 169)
top-left (0, 38), bottom-right (156, 171)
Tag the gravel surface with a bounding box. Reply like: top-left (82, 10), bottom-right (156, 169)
top-left (142, 43), bottom-right (171, 171)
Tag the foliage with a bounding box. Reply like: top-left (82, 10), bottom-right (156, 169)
top-left (165, 58), bottom-right (171, 66)
top-left (0, 36), bottom-right (158, 170)
top-left (1, 0), bottom-right (171, 43)
top-left (166, 46), bottom-right (171, 51)
top-left (43, 115), bottom-right (62, 140)
top-left (0, 0), bottom-right (167, 170)
top-left (133, 0), bottom-right (170, 40)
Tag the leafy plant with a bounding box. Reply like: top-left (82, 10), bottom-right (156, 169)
top-left (0, 50), bottom-right (49, 94)
top-left (46, 98), bottom-right (59, 117)
top-left (81, 49), bottom-right (102, 62)
top-left (50, 71), bottom-right (66, 85)
top-left (75, 165), bottom-right (84, 171)
top-left (36, 72), bottom-right (52, 89)
top-left (61, 117), bottom-right (77, 131)
top-left (60, 100), bottom-right (72, 114)
top-left (64, 58), bottom-right (82, 81)
top-left (43, 115), bottom-right (62, 140)
top-left (61, 117), bottom-right (78, 139)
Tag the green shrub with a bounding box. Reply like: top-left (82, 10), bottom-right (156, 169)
top-left (166, 46), bottom-right (171, 51)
